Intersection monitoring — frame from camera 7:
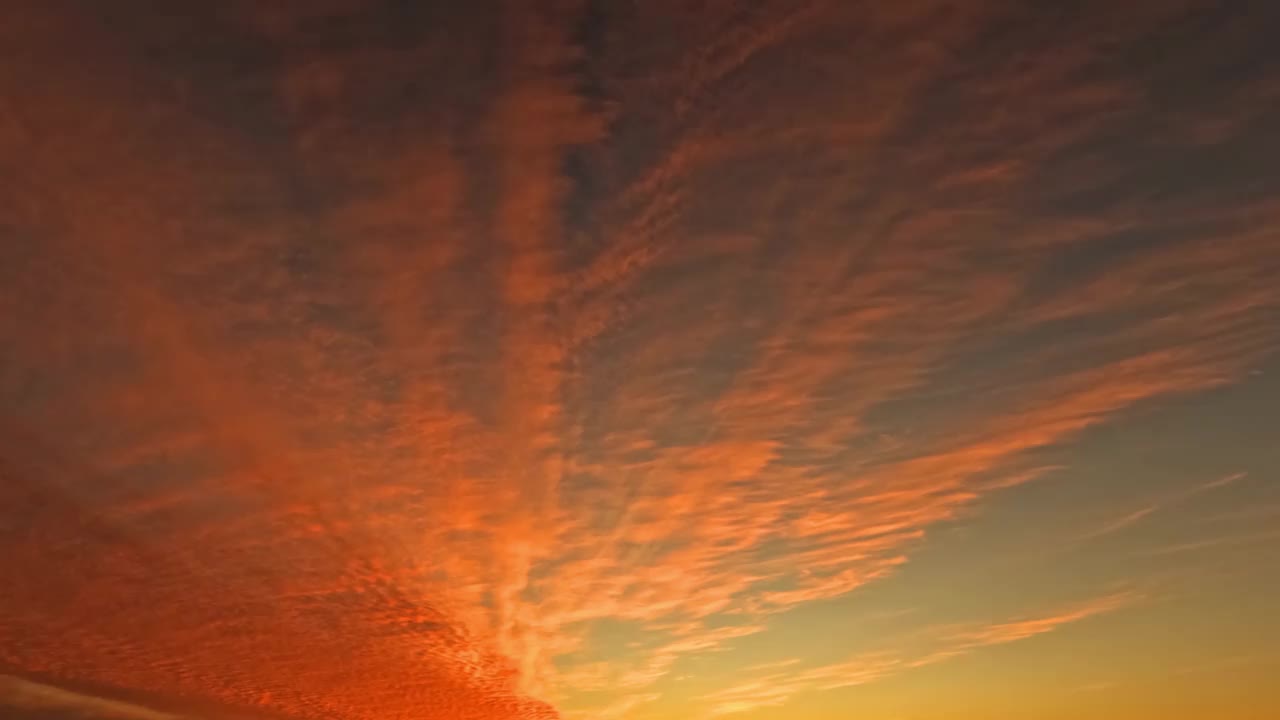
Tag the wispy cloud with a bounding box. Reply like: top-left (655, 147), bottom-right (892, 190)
top-left (1137, 530), bottom-right (1280, 557)
top-left (703, 592), bottom-right (1139, 716)
top-left (941, 592), bottom-right (1139, 649)
top-left (1, 676), bottom-right (180, 720)
top-left (1079, 472), bottom-right (1247, 541)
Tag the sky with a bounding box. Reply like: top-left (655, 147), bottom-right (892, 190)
top-left (1, 1), bottom-right (1278, 719)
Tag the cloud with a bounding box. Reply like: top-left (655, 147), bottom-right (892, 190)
top-left (1137, 530), bottom-right (1280, 557)
top-left (2, 2), bottom-right (1278, 720)
top-left (704, 591), bottom-right (1139, 716)
top-left (1, 676), bottom-right (181, 720)
top-left (0, 675), bottom-right (301, 720)
top-left (942, 592), bottom-right (1139, 648)
top-left (1079, 506), bottom-right (1160, 541)
top-left (1079, 472), bottom-right (1247, 541)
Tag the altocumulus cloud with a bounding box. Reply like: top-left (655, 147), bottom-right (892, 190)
top-left (1, 1), bottom-right (1278, 719)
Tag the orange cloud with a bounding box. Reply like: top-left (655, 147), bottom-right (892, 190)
top-left (943, 592), bottom-right (1140, 649)
top-left (0, 675), bottom-right (181, 720)
top-left (2, 2), bottom-right (1278, 720)
top-left (705, 591), bottom-right (1138, 716)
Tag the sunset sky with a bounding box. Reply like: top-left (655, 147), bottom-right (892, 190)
top-left (2, 1), bottom-right (1279, 719)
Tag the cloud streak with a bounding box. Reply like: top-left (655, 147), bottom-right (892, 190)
top-left (0, 676), bottom-right (181, 720)
top-left (1079, 472), bottom-right (1246, 540)
top-left (704, 592), bottom-right (1139, 716)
